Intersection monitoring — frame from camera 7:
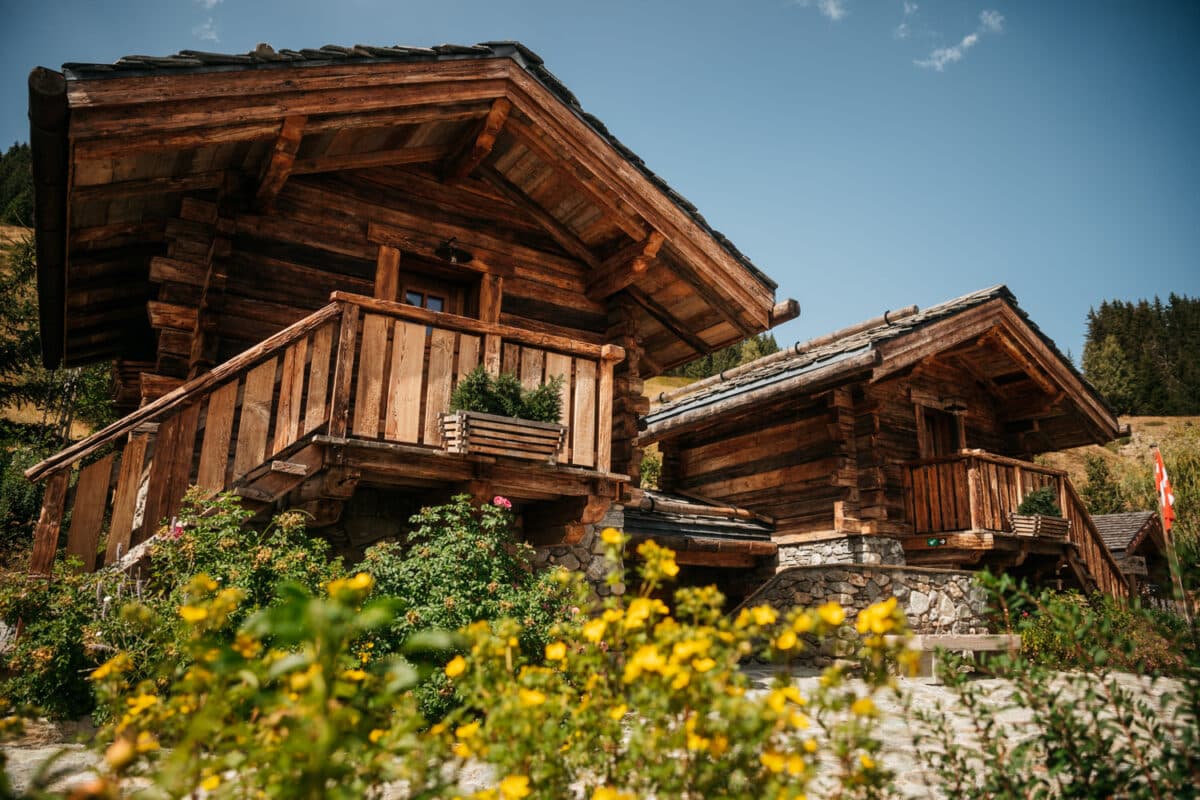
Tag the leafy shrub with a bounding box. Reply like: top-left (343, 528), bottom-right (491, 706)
top-left (640, 449), bottom-right (662, 489)
top-left (0, 491), bottom-right (343, 720)
top-left (82, 532), bottom-right (912, 800)
top-left (361, 494), bottom-right (574, 719)
top-left (1016, 485), bottom-right (1061, 516)
top-left (90, 573), bottom-right (451, 799)
top-left (1019, 588), bottom-right (1185, 673)
top-left (914, 572), bottom-right (1200, 798)
top-left (0, 425), bottom-right (56, 563)
top-left (449, 366), bottom-right (564, 423)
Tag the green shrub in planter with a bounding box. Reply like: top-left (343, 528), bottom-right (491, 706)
top-left (1016, 486), bottom-right (1061, 517)
top-left (449, 366), bottom-right (564, 424)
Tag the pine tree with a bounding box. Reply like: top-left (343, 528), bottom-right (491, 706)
top-left (1080, 455), bottom-right (1125, 515)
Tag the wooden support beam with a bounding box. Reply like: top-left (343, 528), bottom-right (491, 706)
top-left (443, 98), bottom-right (512, 182)
top-left (623, 285), bottom-right (709, 355)
top-left (292, 144), bottom-right (451, 176)
top-left (255, 115), bottom-right (307, 210)
top-left (770, 298), bottom-right (801, 327)
top-left (586, 231), bottom-right (665, 300)
top-left (29, 470), bottom-right (70, 575)
top-left (478, 165), bottom-right (600, 269)
top-left (374, 245), bottom-right (402, 302)
top-left (73, 171), bottom-right (226, 203)
top-left (147, 300), bottom-right (199, 331)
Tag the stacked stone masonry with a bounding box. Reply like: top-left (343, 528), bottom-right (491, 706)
top-left (532, 510), bottom-right (626, 598)
top-left (777, 535), bottom-right (907, 568)
top-left (743, 564), bottom-right (989, 636)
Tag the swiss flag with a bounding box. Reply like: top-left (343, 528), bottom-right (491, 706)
top-left (1154, 449), bottom-right (1176, 533)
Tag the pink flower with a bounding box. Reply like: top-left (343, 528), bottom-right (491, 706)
top-left (493, 496), bottom-right (512, 510)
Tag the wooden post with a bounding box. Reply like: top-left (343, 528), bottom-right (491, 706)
top-left (64, 454), bottom-right (116, 572)
top-left (596, 343), bottom-right (624, 474)
top-left (480, 274), bottom-right (503, 376)
top-left (967, 459), bottom-right (985, 531)
top-left (374, 245), bottom-right (401, 302)
top-left (29, 469), bottom-right (70, 575)
top-left (328, 303), bottom-right (361, 438)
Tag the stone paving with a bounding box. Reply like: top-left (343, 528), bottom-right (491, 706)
top-left (3, 669), bottom-right (1182, 798)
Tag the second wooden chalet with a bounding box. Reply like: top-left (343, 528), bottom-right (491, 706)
top-left (23, 41), bottom-right (797, 577)
top-left (640, 286), bottom-right (1131, 600)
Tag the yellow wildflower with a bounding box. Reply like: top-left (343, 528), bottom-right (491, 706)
top-left (583, 618), bottom-right (607, 643)
top-left (125, 694), bottom-right (158, 716)
top-left (817, 601), bottom-right (845, 626)
top-left (445, 655), bottom-right (468, 679)
top-left (856, 597), bottom-right (899, 635)
top-left (692, 656), bottom-right (716, 673)
top-left (104, 739), bottom-right (135, 770)
top-left (803, 738), bottom-right (818, 753)
top-left (600, 527), bottom-right (624, 546)
top-left (232, 634), bottom-right (261, 659)
top-left (347, 572), bottom-right (373, 591)
top-left (456, 720), bottom-right (481, 740)
top-left (341, 669), bottom-right (367, 682)
top-left (593, 788), bottom-right (636, 800)
top-left (623, 644), bottom-right (666, 683)
top-left (518, 689), bottom-right (546, 707)
top-left (792, 613), bottom-right (814, 633)
top-left (499, 774), bottom-right (531, 800)
top-left (135, 731), bottom-right (159, 753)
top-left (709, 734), bottom-right (729, 757)
top-left (608, 704), bottom-right (628, 721)
top-left (545, 641), bottom-right (567, 661)
top-left (178, 605), bottom-right (208, 623)
top-left (751, 605), bottom-right (777, 626)
top-left (786, 754), bottom-right (806, 776)
top-left (369, 729), bottom-right (385, 743)
top-left (850, 697), bottom-right (877, 717)
top-left (200, 774), bottom-right (221, 791)
top-left (623, 597), bottom-right (668, 630)
top-left (860, 753), bottom-right (876, 770)
top-left (775, 629), bottom-right (798, 651)
top-left (760, 750), bottom-right (786, 773)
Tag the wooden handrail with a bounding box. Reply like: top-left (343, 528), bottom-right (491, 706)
top-left (331, 292), bottom-right (625, 364)
top-left (1061, 478), bottom-right (1129, 596)
top-left (25, 302), bottom-right (343, 482)
top-left (904, 450), bottom-right (1068, 478)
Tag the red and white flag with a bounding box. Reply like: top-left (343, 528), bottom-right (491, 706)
top-left (1154, 449), bottom-right (1176, 533)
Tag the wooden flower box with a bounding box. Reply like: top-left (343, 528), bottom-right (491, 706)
top-left (1011, 514), bottom-right (1070, 539)
top-left (439, 410), bottom-right (566, 464)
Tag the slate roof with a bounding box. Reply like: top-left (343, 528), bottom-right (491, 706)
top-left (621, 490), bottom-right (773, 541)
top-left (1093, 511), bottom-right (1158, 554)
top-left (644, 284), bottom-right (1115, 430)
top-left (56, 40), bottom-right (774, 291)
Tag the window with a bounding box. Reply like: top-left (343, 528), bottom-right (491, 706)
top-left (404, 289), bottom-right (446, 313)
top-left (918, 406), bottom-right (964, 458)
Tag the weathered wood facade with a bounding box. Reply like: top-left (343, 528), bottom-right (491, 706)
top-left (642, 287), bottom-right (1131, 597)
top-left (24, 41), bottom-right (796, 573)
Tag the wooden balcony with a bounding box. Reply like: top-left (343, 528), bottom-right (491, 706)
top-left (901, 451), bottom-right (1128, 598)
top-left (25, 293), bottom-right (625, 574)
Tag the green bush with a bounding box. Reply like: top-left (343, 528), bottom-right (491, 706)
top-left (0, 491), bottom-right (343, 720)
top-left (1016, 485), bottom-right (1061, 516)
top-left (361, 494), bottom-right (575, 719)
top-left (449, 366), bottom-right (564, 423)
top-left (914, 572), bottom-right (1200, 798)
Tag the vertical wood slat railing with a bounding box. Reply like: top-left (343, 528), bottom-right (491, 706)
top-left (324, 293), bottom-right (624, 472)
top-left (904, 451), bottom-right (1128, 598)
top-left (25, 303), bottom-right (344, 575)
top-left (24, 293), bottom-right (624, 576)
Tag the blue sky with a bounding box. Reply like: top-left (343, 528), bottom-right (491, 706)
top-left (2, 0), bottom-right (1197, 361)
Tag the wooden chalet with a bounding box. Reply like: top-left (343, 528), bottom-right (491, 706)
top-left (1093, 511), bottom-right (1171, 600)
top-left (23, 41), bottom-right (798, 573)
top-left (641, 286), bottom-right (1132, 598)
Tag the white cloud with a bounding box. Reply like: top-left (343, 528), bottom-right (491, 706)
top-left (195, 0), bottom-right (223, 8)
top-left (794, 0), bottom-right (848, 22)
top-left (192, 17), bottom-right (219, 42)
top-left (979, 9), bottom-right (1005, 33)
top-left (894, 22), bottom-right (910, 39)
top-left (914, 32), bottom-right (978, 71)
top-left (903, 1), bottom-right (918, 15)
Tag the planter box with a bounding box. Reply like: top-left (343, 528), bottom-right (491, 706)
top-left (439, 410), bottom-right (566, 464)
top-left (1011, 513), bottom-right (1070, 539)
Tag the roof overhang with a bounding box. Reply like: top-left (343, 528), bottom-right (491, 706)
top-left (31, 42), bottom-right (788, 369)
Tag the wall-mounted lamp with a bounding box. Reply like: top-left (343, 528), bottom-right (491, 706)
top-left (436, 237), bottom-right (473, 265)
top-left (943, 397), bottom-right (968, 414)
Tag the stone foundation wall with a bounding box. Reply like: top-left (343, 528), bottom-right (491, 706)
top-left (777, 535), bottom-right (907, 568)
top-left (743, 564), bottom-right (989, 635)
top-left (531, 510), bottom-right (626, 598)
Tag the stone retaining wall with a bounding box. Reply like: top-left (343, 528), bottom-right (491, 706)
top-left (777, 535), bottom-right (906, 568)
top-left (531, 510), bottom-right (626, 597)
top-left (742, 563), bottom-right (989, 635)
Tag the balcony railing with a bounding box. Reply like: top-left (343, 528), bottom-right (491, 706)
top-left (903, 451), bottom-right (1128, 598)
top-left (25, 292), bottom-right (623, 574)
